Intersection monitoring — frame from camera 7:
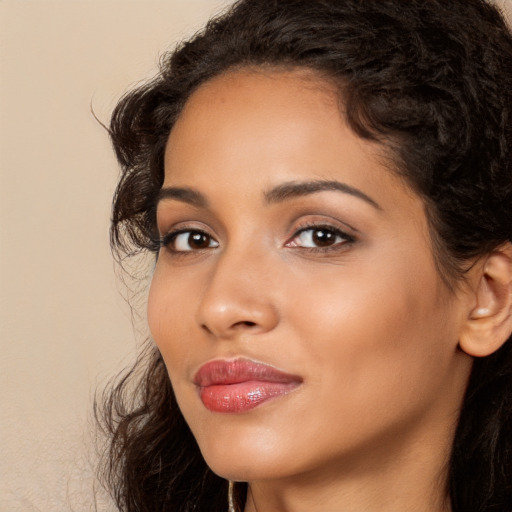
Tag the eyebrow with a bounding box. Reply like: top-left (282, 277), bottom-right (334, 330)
top-left (157, 187), bottom-right (209, 208)
top-left (157, 179), bottom-right (381, 211)
top-left (264, 180), bottom-right (382, 210)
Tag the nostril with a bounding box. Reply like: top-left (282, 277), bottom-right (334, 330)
top-left (200, 320), bottom-right (256, 335)
top-left (236, 321), bottom-right (257, 328)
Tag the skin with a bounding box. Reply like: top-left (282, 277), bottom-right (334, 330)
top-left (148, 68), bottom-right (477, 512)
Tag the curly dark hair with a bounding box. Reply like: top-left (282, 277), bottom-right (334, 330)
top-left (97, 1), bottom-right (512, 511)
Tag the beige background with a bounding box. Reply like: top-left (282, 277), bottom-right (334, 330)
top-left (0, 1), bottom-right (510, 510)
top-left (0, 1), bottom-right (235, 510)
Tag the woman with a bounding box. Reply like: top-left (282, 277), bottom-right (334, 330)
top-left (98, 0), bottom-right (512, 511)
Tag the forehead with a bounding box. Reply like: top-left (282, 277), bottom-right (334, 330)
top-left (166, 67), bottom-right (341, 164)
top-left (163, 67), bottom-right (416, 212)
top-left (175, 66), bottom-right (340, 121)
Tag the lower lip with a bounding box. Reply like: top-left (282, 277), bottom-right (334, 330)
top-left (199, 380), bottom-right (300, 413)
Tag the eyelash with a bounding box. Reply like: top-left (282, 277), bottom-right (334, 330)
top-left (159, 229), bottom-right (218, 253)
top-left (158, 223), bottom-right (355, 255)
top-left (287, 223), bottom-right (355, 253)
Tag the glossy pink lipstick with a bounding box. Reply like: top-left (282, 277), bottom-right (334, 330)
top-left (194, 359), bottom-right (302, 413)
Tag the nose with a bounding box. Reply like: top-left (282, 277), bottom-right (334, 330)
top-left (196, 248), bottom-right (279, 339)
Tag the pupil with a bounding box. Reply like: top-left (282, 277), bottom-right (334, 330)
top-left (189, 232), bottom-right (209, 248)
top-left (312, 229), bottom-right (334, 246)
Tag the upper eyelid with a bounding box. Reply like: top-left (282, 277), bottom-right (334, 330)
top-left (159, 221), bottom-right (352, 237)
top-left (159, 226), bottom-right (218, 245)
top-left (284, 210), bottom-right (360, 235)
top-left (287, 224), bottom-right (355, 245)
top-left (157, 219), bottom-right (217, 237)
top-left (156, 199), bottom-right (361, 236)
top-left (288, 218), bottom-right (357, 239)
top-left (155, 205), bottom-right (218, 233)
top-left (294, 225), bottom-right (351, 237)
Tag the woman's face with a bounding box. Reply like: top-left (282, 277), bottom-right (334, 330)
top-left (148, 68), bottom-right (473, 483)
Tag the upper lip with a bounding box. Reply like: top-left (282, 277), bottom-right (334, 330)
top-left (194, 358), bottom-right (303, 387)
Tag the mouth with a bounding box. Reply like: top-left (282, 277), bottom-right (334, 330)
top-left (194, 358), bottom-right (303, 413)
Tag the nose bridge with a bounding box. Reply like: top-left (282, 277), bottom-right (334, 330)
top-left (196, 239), bottom-right (279, 338)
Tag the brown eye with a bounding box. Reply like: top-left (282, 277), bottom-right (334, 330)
top-left (169, 230), bottom-right (219, 252)
top-left (188, 232), bottom-right (211, 249)
top-left (311, 229), bottom-right (338, 247)
top-left (291, 227), bottom-right (348, 249)
top-left (286, 226), bottom-right (355, 250)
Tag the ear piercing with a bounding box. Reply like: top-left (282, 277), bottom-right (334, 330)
top-left (474, 307), bottom-right (491, 318)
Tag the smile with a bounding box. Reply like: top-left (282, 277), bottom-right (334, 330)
top-left (194, 358), bottom-right (303, 413)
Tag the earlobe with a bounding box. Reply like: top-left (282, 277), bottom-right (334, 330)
top-left (459, 243), bottom-right (512, 358)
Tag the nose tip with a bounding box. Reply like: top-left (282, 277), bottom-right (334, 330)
top-left (196, 280), bottom-right (279, 339)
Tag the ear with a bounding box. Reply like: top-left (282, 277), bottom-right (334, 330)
top-left (459, 243), bottom-right (512, 357)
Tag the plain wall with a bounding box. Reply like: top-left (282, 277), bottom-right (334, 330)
top-left (0, 1), bottom-right (510, 510)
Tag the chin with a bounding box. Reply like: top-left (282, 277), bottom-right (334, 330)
top-left (204, 455), bottom-right (287, 483)
top-left (195, 425), bottom-right (295, 482)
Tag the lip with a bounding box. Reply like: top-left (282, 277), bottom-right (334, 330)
top-left (194, 358), bottom-right (303, 413)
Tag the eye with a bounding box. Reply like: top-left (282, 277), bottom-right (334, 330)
top-left (287, 226), bottom-right (353, 249)
top-left (161, 230), bottom-right (219, 252)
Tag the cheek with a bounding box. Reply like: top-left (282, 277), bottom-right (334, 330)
top-left (147, 265), bottom-right (190, 366)
top-left (288, 251), bottom-right (456, 415)
top-left (147, 267), bottom-right (202, 422)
